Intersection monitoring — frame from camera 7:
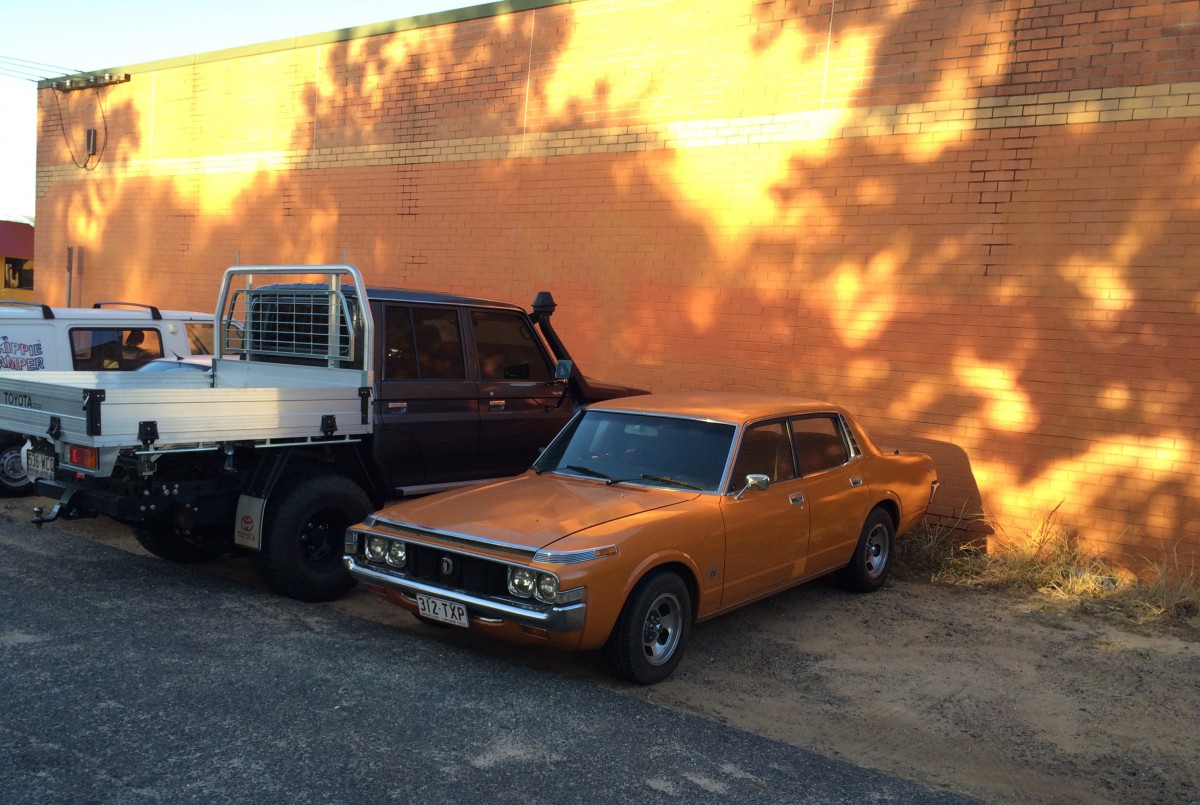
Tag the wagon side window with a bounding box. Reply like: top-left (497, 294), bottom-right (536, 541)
top-left (69, 328), bottom-right (164, 371)
top-left (382, 306), bottom-right (467, 381)
top-left (470, 310), bottom-right (552, 382)
top-left (728, 420), bottom-right (797, 491)
top-left (791, 415), bottom-right (849, 476)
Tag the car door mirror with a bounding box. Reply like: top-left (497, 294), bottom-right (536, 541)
top-left (553, 359), bottom-right (574, 381)
top-left (733, 473), bottom-right (770, 500)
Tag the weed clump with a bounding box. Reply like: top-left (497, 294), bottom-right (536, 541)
top-left (896, 505), bottom-right (1198, 625)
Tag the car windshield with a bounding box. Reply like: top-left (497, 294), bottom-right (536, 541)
top-left (535, 410), bottom-right (735, 493)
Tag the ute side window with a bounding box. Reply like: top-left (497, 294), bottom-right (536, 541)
top-left (470, 310), bottom-right (552, 382)
top-left (728, 420), bottom-right (797, 491)
top-left (70, 328), bottom-right (164, 371)
top-left (791, 414), bottom-right (850, 476)
top-left (382, 305), bottom-right (466, 381)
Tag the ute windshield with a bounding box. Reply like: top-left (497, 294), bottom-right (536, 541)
top-left (535, 410), bottom-right (735, 493)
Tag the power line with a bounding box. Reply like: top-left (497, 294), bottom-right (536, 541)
top-left (0, 54), bottom-right (86, 82)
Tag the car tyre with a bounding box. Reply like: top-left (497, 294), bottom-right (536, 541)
top-left (0, 438), bottom-right (33, 497)
top-left (842, 507), bottom-right (894, 592)
top-left (257, 471), bottom-right (371, 602)
top-left (133, 528), bottom-right (222, 564)
top-left (602, 570), bottom-right (691, 685)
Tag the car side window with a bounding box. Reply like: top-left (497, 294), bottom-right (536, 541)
top-left (792, 415), bottom-right (849, 476)
top-left (383, 306), bottom-right (466, 381)
top-left (728, 421), bottom-right (797, 491)
top-left (470, 310), bottom-right (552, 382)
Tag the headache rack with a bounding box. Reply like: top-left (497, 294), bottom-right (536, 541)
top-left (216, 265), bottom-right (368, 371)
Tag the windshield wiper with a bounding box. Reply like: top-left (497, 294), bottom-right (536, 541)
top-left (564, 465), bottom-right (617, 483)
top-left (640, 473), bottom-right (705, 491)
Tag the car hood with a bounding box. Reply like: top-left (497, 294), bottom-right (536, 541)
top-left (368, 471), bottom-right (696, 550)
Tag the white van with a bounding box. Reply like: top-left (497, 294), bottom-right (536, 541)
top-left (0, 301), bottom-right (215, 494)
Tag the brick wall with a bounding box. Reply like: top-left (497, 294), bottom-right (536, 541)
top-left (35, 0), bottom-right (1200, 570)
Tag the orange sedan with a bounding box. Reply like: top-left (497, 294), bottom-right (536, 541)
top-left (344, 392), bottom-right (938, 684)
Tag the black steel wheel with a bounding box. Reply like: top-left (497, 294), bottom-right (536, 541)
top-left (133, 528), bottom-right (222, 564)
top-left (257, 472), bottom-right (372, 602)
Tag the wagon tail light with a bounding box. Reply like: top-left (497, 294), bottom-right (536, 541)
top-left (66, 444), bottom-right (99, 471)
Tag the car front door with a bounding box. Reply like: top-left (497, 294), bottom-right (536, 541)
top-left (718, 420), bottom-right (810, 606)
top-left (470, 309), bottom-right (573, 478)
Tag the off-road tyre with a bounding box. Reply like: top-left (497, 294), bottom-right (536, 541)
top-left (133, 528), bottom-right (222, 564)
top-left (257, 471), bottom-right (372, 602)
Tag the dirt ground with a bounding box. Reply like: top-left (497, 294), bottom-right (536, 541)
top-left (24, 502), bottom-right (1199, 805)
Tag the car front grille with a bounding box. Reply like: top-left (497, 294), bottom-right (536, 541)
top-left (398, 541), bottom-right (510, 598)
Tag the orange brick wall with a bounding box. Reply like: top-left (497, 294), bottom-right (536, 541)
top-left (34, 0), bottom-right (1200, 570)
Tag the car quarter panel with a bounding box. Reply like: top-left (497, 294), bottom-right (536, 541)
top-left (861, 451), bottom-right (939, 535)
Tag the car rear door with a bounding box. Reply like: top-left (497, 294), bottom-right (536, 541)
top-left (375, 303), bottom-right (479, 489)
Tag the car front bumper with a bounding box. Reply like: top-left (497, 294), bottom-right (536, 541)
top-left (344, 556), bottom-right (587, 632)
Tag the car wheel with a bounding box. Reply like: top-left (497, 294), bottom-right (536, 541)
top-left (0, 439), bottom-right (33, 497)
top-left (133, 528), bottom-right (222, 564)
top-left (257, 472), bottom-right (371, 602)
top-left (842, 507), bottom-right (894, 592)
top-left (602, 570), bottom-right (691, 685)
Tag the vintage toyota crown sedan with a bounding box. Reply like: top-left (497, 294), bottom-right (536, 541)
top-left (345, 392), bottom-right (938, 684)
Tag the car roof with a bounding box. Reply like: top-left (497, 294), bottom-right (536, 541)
top-left (0, 304), bottom-right (211, 321)
top-left (264, 283), bottom-right (526, 313)
top-left (587, 392), bottom-right (844, 423)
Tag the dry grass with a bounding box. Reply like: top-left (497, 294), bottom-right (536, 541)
top-left (895, 505), bottom-right (1199, 625)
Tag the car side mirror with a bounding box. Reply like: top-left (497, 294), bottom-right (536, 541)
top-left (733, 473), bottom-right (770, 500)
top-left (553, 359), bottom-right (574, 381)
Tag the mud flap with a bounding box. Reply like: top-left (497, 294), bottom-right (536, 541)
top-left (235, 494), bottom-right (267, 550)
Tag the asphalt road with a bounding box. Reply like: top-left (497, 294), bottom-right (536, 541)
top-left (0, 514), bottom-right (972, 804)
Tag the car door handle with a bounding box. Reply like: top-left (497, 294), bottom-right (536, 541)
top-left (387, 402), bottom-right (408, 413)
top-left (788, 492), bottom-right (805, 508)
top-left (850, 476), bottom-right (864, 487)
top-left (488, 399), bottom-right (507, 410)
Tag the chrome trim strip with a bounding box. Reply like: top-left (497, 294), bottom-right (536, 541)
top-left (344, 557), bottom-right (586, 632)
top-left (360, 517), bottom-right (541, 560)
top-left (532, 546), bottom-right (617, 564)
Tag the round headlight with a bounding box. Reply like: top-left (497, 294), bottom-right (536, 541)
top-left (535, 573), bottom-right (559, 603)
top-left (508, 567), bottom-right (536, 598)
top-left (365, 535), bottom-right (388, 562)
top-left (385, 540), bottom-right (407, 567)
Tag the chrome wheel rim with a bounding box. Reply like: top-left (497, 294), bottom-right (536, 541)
top-left (641, 591), bottom-right (683, 666)
top-left (863, 523), bottom-right (890, 580)
top-left (0, 445), bottom-right (27, 489)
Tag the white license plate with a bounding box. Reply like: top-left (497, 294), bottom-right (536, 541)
top-left (25, 449), bottom-right (56, 481)
top-left (417, 594), bottom-right (469, 628)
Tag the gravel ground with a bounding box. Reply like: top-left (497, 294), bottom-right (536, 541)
top-left (16, 500), bottom-right (1199, 804)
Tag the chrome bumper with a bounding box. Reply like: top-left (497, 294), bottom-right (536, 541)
top-left (344, 556), bottom-right (586, 632)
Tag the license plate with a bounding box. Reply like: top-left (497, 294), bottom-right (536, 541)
top-left (25, 448), bottom-right (56, 482)
top-left (417, 594), bottom-right (469, 628)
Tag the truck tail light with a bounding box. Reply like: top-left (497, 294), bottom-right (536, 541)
top-left (67, 444), bottom-right (99, 471)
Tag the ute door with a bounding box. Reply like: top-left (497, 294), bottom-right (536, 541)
top-left (470, 309), bottom-right (573, 478)
top-left (376, 304), bottom-right (478, 489)
top-left (718, 420), bottom-right (809, 606)
top-left (790, 414), bottom-right (872, 575)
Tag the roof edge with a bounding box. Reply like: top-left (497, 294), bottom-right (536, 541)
top-left (37, 0), bottom-right (575, 89)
